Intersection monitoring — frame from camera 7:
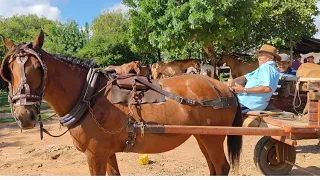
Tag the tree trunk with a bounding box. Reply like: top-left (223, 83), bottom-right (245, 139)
top-left (203, 42), bottom-right (218, 79)
top-left (157, 49), bottom-right (161, 61)
top-left (290, 45), bottom-right (293, 65)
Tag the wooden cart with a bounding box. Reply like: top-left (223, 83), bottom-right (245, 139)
top-left (129, 78), bottom-right (320, 175)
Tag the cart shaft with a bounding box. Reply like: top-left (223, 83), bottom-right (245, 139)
top-left (132, 124), bottom-right (289, 136)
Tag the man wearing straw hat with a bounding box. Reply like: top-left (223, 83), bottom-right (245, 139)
top-left (227, 44), bottom-right (280, 113)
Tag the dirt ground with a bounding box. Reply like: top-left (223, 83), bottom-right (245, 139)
top-left (0, 119), bottom-right (319, 176)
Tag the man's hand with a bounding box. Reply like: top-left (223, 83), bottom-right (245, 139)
top-left (224, 81), bottom-right (231, 87)
top-left (232, 83), bottom-right (245, 93)
top-left (224, 79), bottom-right (234, 87)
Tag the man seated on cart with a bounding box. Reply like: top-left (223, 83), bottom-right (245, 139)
top-left (276, 53), bottom-right (297, 98)
top-left (226, 44), bottom-right (280, 113)
top-left (277, 53), bottom-right (297, 76)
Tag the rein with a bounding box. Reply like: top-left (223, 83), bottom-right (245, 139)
top-left (38, 113), bottom-right (70, 139)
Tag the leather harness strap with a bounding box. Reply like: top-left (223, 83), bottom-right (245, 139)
top-left (7, 43), bottom-right (47, 129)
top-left (121, 75), bottom-right (238, 152)
top-left (133, 76), bottom-right (238, 109)
top-left (59, 68), bottom-right (101, 127)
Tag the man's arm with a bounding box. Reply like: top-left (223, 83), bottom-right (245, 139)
top-left (226, 76), bottom-right (247, 87)
top-left (232, 83), bottom-right (272, 94)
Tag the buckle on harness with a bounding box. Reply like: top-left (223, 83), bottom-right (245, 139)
top-left (175, 96), bottom-right (184, 103)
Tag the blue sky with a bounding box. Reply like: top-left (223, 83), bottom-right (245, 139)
top-left (0, 0), bottom-right (320, 38)
top-left (51, 0), bottom-right (124, 27)
top-left (0, 0), bottom-right (126, 27)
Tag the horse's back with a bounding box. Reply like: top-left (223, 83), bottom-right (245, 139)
top-left (159, 74), bottom-right (233, 100)
top-left (305, 69), bottom-right (320, 77)
top-left (296, 63), bottom-right (320, 77)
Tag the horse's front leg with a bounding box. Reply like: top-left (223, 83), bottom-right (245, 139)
top-left (106, 153), bottom-right (120, 176)
top-left (86, 153), bottom-right (107, 176)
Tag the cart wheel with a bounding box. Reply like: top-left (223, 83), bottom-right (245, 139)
top-left (253, 136), bottom-right (296, 175)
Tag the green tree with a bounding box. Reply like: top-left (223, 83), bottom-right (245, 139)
top-left (230, 0), bottom-right (319, 54)
top-left (0, 14), bottom-right (56, 90)
top-left (76, 10), bottom-right (144, 66)
top-left (124, 0), bottom-right (319, 71)
top-left (0, 14), bottom-right (56, 57)
top-left (261, 1), bottom-right (318, 54)
top-left (44, 20), bottom-right (89, 55)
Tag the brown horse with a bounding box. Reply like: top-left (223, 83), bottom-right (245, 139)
top-left (298, 69), bottom-right (320, 114)
top-left (295, 63), bottom-right (320, 114)
top-left (296, 63), bottom-right (320, 77)
top-left (106, 61), bottom-right (142, 75)
top-left (0, 31), bottom-right (242, 176)
top-left (218, 55), bottom-right (258, 79)
top-left (151, 59), bottom-right (200, 79)
top-left (106, 61), bottom-right (151, 78)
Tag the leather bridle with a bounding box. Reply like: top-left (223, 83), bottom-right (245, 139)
top-left (7, 42), bottom-right (47, 127)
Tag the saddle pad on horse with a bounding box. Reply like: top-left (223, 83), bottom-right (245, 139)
top-left (110, 79), bottom-right (166, 104)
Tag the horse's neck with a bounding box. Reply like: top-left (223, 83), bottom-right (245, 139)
top-left (124, 64), bottom-right (134, 73)
top-left (42, 52), bottom-right (89, 116)
top-left (182, 61), bottom-right (195, 69)
top-left (225, 57), bottom-right (238, 69)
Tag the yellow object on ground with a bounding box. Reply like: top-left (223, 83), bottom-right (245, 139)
top-left (138, 154), bottom-right (149, 165)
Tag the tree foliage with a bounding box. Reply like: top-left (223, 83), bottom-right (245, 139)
top-left (0, 14), bottom-right (56, 56)
top-left (124, 0), bottom-right (319, 66)
top-left (76, 11), bottom-right (144, 66)
top-left (234, 0), bottom-right (319, 53)
top-left (0, 1), bottom-right (319, 89)
top-left (0, 15), bottom-right (56, 90)
top-left (44, 20), bottom-right (89, 55)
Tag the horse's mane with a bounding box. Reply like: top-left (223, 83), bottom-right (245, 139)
top-left (50, 54), bottom-right (97, 68)
top-left (2, 43), bottom-right (97, 69)
top-left (160, 59), bottom-right (199, 65)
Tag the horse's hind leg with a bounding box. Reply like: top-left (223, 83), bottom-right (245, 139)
top-left (194, 135), bottom-right (216, 175)
top-left (86, 153), bottom-right (107, 175)
top-left (198, 135), bottom-right (230, 175)
top-left (106, 154), bottom-right (120, 176)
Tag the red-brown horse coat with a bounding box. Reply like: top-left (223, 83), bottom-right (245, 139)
top-left (151, 59), bottom-right (200, 79)
top-left (219, 55), bottom-right (258, 79)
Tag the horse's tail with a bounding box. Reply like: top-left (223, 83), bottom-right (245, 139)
top-left (227, 93), bottom-right (243, 169)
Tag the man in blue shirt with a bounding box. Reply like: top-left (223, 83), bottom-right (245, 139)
top-left (227, 44), bottom-right (280, 112)
top-left (277, 53), bottom-right (296, 76)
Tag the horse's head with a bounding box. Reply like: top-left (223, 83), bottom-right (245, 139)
top-left (127, 61), bottom-right (141, 75)
top-left (187, 60), bottom-right (200, 72)
top-left (139, 65), bottom-right (151, 77)
top-left (217, 55), bottom-right (228, 67)
top-left (0, 31), bottom-right (46, 129)
top-left (218, 55), bottom-right (239, 67)
top-left (133, 61), bottom-right (141, 74)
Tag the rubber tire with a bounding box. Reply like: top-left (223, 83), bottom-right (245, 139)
top-left (253, 136), bottom-right (296, 175)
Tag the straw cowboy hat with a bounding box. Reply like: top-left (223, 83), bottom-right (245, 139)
top-left (256, 44), bottom-right (281, 61)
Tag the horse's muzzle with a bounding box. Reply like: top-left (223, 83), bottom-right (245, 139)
top-left (14, 107), bottom-right (38, 129)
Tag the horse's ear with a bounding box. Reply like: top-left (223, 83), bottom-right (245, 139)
top-left (135, 61), bottom-right (141, 67)
top-left (1, 34), bottom-right (16, 50)
top-left (32, 30), bottom-right (44, 49)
